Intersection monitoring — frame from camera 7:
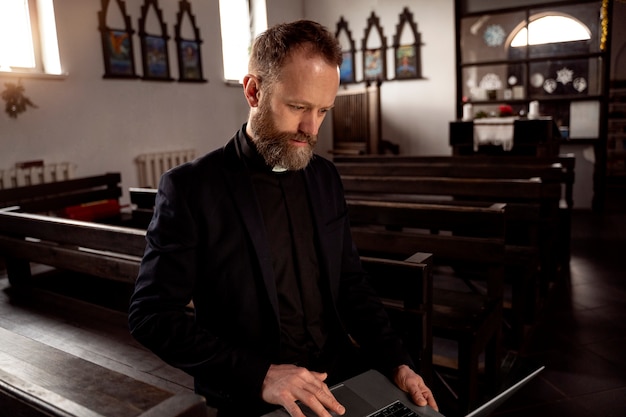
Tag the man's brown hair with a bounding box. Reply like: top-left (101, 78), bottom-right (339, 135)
top-left (248, 20), bottom-right (343, 87)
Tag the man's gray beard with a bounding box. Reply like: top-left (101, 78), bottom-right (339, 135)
top-left (250, 99), bottom-right (317, 171)
top-left (253, 134), bottom-right (315, 171)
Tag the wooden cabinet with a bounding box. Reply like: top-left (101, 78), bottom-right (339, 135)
top-left (449, 118), bottom-right (561, 157)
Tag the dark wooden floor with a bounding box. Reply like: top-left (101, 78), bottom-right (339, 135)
top-left (491, 210), bottom-right (626, 417)
top-left (1, 209), bottom-right (625, 417)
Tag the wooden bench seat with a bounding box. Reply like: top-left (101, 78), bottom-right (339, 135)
top-left (0, 327), bottom-right (207, 417)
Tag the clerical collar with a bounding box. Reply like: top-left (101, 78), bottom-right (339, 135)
top-left (238, 124), bottom-right (288, 173)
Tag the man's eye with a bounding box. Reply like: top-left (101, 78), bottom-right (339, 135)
top-left (290, 105), bottom-right (305, 110)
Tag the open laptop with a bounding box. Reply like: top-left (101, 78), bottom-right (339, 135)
top-left (263, 365), bottom-right (544, 417)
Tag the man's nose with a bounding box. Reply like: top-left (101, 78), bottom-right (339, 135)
top-left (299, 112), bottom-right (322, 136)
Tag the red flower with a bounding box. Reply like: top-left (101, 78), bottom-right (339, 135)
top-left (498, 104), bottom-right (514, 117)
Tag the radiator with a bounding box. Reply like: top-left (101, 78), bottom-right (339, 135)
top-left (0, 161), bottom-right (76, 189)
top-left (135, 149), bottom-right (196, 188)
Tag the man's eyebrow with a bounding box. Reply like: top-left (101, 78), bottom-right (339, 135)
top-left (287, 99), bottom-right (335, 110)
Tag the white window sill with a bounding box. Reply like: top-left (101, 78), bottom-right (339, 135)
top-left (0, 71), bottom-right (68, 80)
top-left (223, 79), bottom-right (243, 87)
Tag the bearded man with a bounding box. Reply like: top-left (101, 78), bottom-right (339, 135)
top-left (128, 19), bottom-right (437, 417)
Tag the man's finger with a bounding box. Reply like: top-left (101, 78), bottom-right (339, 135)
top-left (297, 382), bottom-right (345, 416)
top-left (283, 400), bottom-right (307, 417)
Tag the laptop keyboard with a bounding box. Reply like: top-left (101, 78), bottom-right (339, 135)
top-left (368, 400), bottom-right (419, 417)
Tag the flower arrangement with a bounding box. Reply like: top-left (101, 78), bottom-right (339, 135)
top-left (498, 104), bottom-right (514, 117)
top-left (1, 81), bottom-right (37, 118)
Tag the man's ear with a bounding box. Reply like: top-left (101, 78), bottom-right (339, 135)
top-left (243, 74), bottom-right (260, 107)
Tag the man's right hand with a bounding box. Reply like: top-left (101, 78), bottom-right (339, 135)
top-left (261, 364), bottom-right (346, 417)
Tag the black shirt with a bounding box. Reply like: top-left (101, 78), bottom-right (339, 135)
top-left (237, 130), bottom-right (329, 368)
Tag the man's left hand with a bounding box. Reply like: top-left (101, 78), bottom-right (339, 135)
top-left (393, 364), bottom-right (439, 411)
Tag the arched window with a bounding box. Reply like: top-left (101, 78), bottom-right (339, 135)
top-left (510, 15), bottom-right (591, 47)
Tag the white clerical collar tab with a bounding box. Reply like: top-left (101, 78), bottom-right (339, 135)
top-left (272, 166), bottom-right (287, 172)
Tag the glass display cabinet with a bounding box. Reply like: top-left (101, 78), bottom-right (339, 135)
top-left (454, 0), bottom-right (617, 210)
top-left (457, 1), bottom-right (606, 139)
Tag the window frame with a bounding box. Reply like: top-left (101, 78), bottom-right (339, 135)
top-left (218, 0), bottom-right (267, 85)
top-left (0, 0), bottom-right (64, 79)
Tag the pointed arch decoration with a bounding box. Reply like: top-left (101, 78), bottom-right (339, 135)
top-left (138, 0), bottom-right (173, 81)
top-left (361, 12), bottom-right (387, 83)
top-left (98, 0), bottom-right (138, 79)
top-left (175, 0), bottom-right (207, 82)
top-left (335, 16), bottom-right (356, 85)
top-left (392, 7), bottom-right (424, 80)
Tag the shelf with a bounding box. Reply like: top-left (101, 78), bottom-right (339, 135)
top-left (466, 95), bottom-right (603, 105)
top-left (460, 52), bottom-right (605, 67)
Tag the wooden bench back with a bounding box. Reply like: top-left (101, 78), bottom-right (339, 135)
top-left (336, 161), bottom-right (564, 181)
top-left (348, 199), bottom-right (506, 238)
top-left (333, 153), bottom-right (574, 170)
top-left (334, 154), bottom-right (575, 208)
top-left (340, 175), bottom-right (560, 203)
top-left (0, 211), bottom-right (145, 284)
top-left (348, 199), bottom-right (506, 299)
top-left (0, 173), bottom-right (123, 214)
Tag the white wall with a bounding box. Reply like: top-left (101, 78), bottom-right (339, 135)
top-left (305, 0), bottom-right (456, 157)
top-left (0, 0), bottom-right (303, 204)
top-left (2, 0), bottom-right (622, 210)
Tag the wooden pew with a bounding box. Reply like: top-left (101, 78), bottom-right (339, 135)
top-left (339, 174), bottom-right (559, 263)
top-left (340, 173), bottom-right (560, 330)
top-left (360, 252), bottom-right (434, 385)
top-left (0, 210), bottom-right (145, 287)
top-left (333, 153), bottom-right (574, 209)
top-left (122, 188), bottom-right (509, 408)
top-left (334, 157), bottom-right (567, 182)
top-left (0, 173), bottom-right (124, 222)
top-left (333, 154), bottom-right (575, 269)
top-left (339, 174), bottom-right (560, 203)
top-left (347, 199), bottom-right (507, 413)
top-left (0, 208), bottom-right (435, 385)
top-left (0, 327), bottom-right (208, 417)
top-left (124, 184), bottom-right (535, 346)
